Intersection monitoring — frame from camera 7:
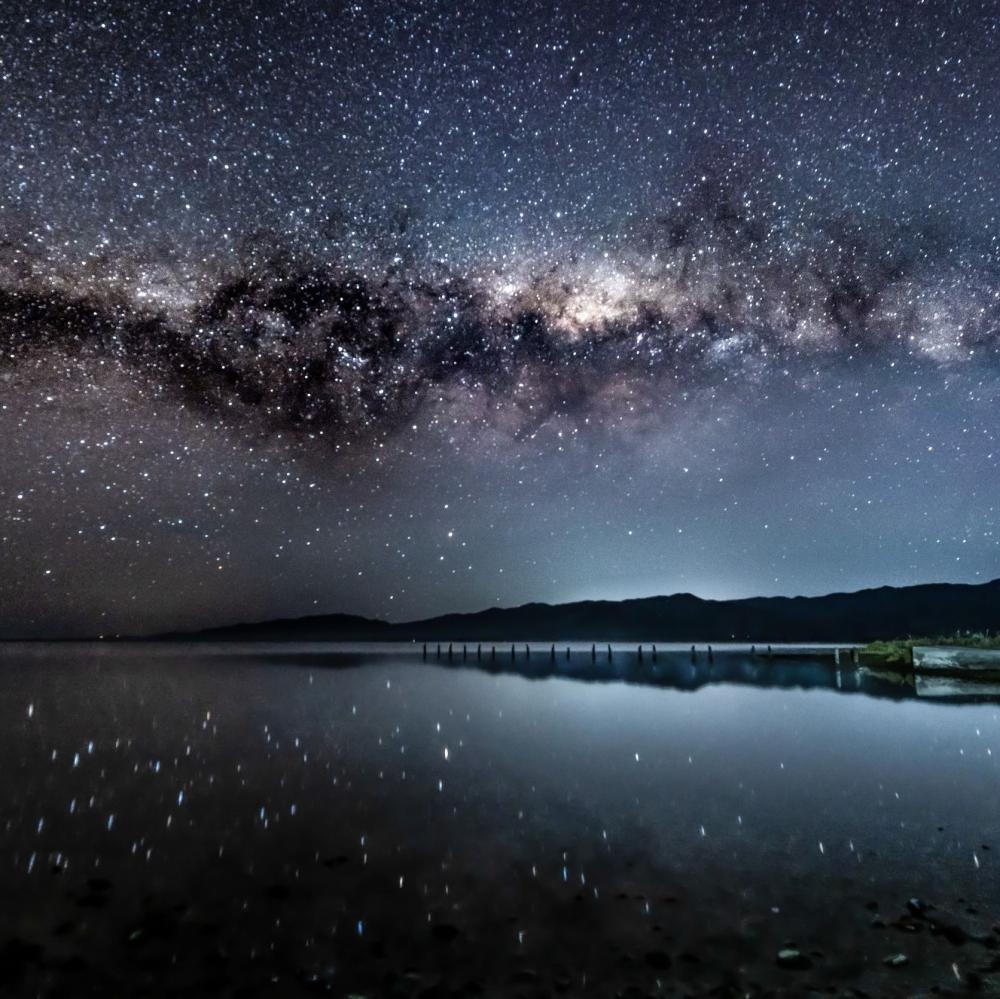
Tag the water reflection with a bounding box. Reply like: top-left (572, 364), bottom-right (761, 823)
top-left (0, 643), bottom-right (998, 996)
top-left (224, 644), bottom-right (1000, 704)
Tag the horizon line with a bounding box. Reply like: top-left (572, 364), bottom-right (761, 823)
top-left (4, 574), bottom-right (997, 643)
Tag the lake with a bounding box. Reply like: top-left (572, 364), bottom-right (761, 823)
top-left (1, 643), bottom-right (998, 997)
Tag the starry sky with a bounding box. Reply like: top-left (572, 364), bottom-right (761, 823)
top-left (1, 0), bottom-right (999, 638)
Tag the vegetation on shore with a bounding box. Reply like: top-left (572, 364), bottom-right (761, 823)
top-left (863, 632), bottom-right (1000, 664)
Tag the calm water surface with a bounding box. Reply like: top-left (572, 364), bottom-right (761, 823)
top-left (2, 643), bottom-right (999, 997)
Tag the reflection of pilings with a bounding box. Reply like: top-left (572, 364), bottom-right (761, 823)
top-left (851, 648), bottom-right (859, 665)
top-left (834, 647), bottom-right (840, 665)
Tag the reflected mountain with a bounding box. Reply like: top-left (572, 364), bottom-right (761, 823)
top-left (208, 645), bottom-right (1000, 704)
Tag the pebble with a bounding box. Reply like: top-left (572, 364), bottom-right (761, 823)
top-left (776, 947), bottom-right (811, 969)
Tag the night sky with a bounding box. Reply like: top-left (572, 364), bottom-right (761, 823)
top-left (1, 0), bottom-right (999, 638)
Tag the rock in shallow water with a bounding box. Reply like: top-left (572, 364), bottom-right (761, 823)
top-left (775, 947), bottom-right (811, 969)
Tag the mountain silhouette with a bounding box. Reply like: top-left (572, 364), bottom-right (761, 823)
top-left (160, 578), bottom-right (1000, 642)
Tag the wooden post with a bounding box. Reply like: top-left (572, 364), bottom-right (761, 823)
top-left (422, 643), bottom-right (427, 661)
top-left (652, 644), bottom-right (657, 662)
top-left (767, 644), bottom-right (773, 658)
top-left (637, 644), bottom-right (643, 662)
top-left (436, 643), bottom-right (441, 659)
top-left (750, 644), bottom-right (756, 656)
top-left (565, 646), bottom-right (570, 660)
top-left (448, 643), bottom-right (453, 661)
top-left (550, 643), bottom-right (556, 662)
top-left (851, 648), bottom-right (859, 665)
top-left (477, 643), bottom-right (482, 661)
top-left (708, 644), bottom-right (714, 663)
top-left (691, 644), bottom-right (696, 661)
top-left (525, 643), bottom-right (530, 659)
top-left (834, 647), bottom-right (841, 665)
top-left (510, 644), bottom-right (515, 661)
top-left (491, 645), bottom-right (496, 661)
top-left (462, 644), bottom-right (467, 661)
top-left (591, 643), bottom-right (596, 662)
top-left (607, 644), bottom-right (613, 662)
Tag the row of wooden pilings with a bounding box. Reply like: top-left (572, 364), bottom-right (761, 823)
top-left (420, 643), bottom-right (861, 664)
top-left (422, 642), bottom-right (683, 664)
top-left (418, 643), bottom-right (846, 664)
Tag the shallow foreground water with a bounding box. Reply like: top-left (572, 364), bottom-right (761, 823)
top-left (2, 643), bottom-right (999, 997)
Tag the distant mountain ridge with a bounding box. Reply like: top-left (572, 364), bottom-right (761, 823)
top-left (159, 578), bottom-right (1000, 643)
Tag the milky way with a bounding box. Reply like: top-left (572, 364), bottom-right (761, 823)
top-left (3, 174), bottom-right (996, 446)
top-left (1, 0), bottom-right (999, 636)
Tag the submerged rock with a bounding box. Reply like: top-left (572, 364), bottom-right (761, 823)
top-left (883, 953), bottom-right (909, 967)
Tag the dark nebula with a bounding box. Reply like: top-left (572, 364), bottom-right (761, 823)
top-left (3, 177), bottom-right (995, 447)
